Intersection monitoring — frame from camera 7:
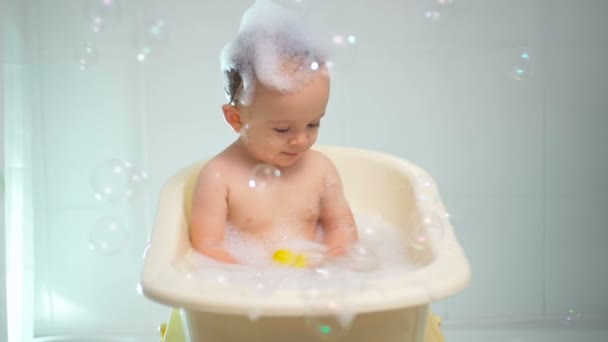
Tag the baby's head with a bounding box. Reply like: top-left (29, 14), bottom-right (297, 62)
top-left (219, 0), bottom-right (331, 167)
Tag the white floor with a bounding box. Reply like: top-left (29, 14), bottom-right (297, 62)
top-left (442, 318), bottom-right (608, 342)
top-left (31, 318), bottom-right (608, 342)
top-left (444, 329), bottom-right (608, 342)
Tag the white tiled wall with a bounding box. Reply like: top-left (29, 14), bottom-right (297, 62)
top-left (5, 0), bottom-right (608, 337)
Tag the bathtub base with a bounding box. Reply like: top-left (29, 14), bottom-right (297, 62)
top-left (183, 305), bottom-right (429, 342)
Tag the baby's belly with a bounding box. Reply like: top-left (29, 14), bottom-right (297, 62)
top-left (227, 217), bottom-right (318, 246)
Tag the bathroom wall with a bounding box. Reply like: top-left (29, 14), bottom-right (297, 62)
top-left (3, 0), bottom-right (608, 339)
top-left (1, 0), bottom-right (8, 339)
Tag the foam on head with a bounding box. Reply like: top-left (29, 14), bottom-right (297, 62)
top-left (220, 0), bottom-right (330, 106)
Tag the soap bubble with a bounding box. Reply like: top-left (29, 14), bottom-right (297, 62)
top-left (347, 244), bottom-right (379, 272)
top-left (422, 211), bottom-right (446, 240)
top-left (147, 19), bottom-right (168, 40)
top-left (425, 0), bottom-right (454, 22)
top-left (510, 50), bottom-right (531, 81)
top-left (360, 224), bottom-right (378, 240)
top-left (133, 18), bottom-right (169, 62)
top-left (424, 11), bottom-right (441, 22)
top-left (561, 308), bottom-right (581, 325)
top-left (410, 231), bottom-right (428, 251)
top-left (135, 46), bottom-right (151, 62)
top-left (84, 0), bottom-right (121, 33)
top-left (91, 158), bottom-right (147, 202)
top-left (89, 16), bottom-right (104, 33)
top-left (511, 66), bottom-right (529, 80)
top-left (248, 163), bottom-right (281, 189)
top-left (332, 34), bottom-right (345, 46)
top-left (413, 175), bottom-right (439, 204)
top-left (76, 42), bottom-right (99, 70)
top-left (88, 216), bottom-right (128, 256)
top-left (331, 33), bottom-right (357, 47)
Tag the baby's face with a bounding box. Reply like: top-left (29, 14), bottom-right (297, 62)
top-left (239, 69), bottom-right (330, 168)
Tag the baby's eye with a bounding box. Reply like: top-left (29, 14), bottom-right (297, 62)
top-left (308, 122), bottom-right (321, 128)
top-left (273, 127), bottom-right (289, 133)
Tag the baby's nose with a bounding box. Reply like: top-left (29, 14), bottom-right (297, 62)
top-left (289, 132), bottom-right (309, 146)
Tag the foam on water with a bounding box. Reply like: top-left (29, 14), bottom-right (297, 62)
top-left (175, 213), bottom-right (418, 295)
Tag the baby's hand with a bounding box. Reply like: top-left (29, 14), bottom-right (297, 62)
top-left (325, 245), bottom-right (348, 257)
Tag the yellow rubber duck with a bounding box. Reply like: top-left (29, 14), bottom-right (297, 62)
top-left (272, 249), bottom-right (308, 268)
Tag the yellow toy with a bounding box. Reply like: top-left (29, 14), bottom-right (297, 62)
top-left (272, 249), bottom-right (308, 268)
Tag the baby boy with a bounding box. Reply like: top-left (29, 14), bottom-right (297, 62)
top-left (190, 0), bottom-right (358, 264)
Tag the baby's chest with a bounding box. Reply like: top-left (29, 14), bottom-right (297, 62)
top-left (227, 178), bottom-right (322, 226)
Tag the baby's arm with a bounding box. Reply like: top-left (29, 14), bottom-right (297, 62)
top-left (318, 156), bottom-right (358, 256)
top-left (190, 162), bottom-right (239, 264)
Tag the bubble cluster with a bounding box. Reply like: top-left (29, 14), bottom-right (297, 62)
top-left (91, 158), bottom-right (148, 202)
top-left (411, 175), bottom-right (450, 242)
top-left (88, 216), bottom-right (128, 256)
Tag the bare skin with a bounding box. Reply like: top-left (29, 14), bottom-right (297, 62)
top-left (190, 67), bottom-right (357, 264)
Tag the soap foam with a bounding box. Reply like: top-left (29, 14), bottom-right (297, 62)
top-left (176, 213), bottom-right (418, 294)
top-left (220, 0), bottom-right (331, 105)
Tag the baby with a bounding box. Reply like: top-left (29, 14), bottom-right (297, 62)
top-left (190, 0), bottom-right (358, 264)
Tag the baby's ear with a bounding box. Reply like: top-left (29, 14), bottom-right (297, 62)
top-left (222, 104), bottom-right (243, 132)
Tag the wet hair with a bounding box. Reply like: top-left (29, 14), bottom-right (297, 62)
top-left (220, 0), bottom-right (330, 106)
top-left (224, 68), bottom-right (243, 106)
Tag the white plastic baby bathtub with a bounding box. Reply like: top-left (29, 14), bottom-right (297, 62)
top-left (141, 145), bottom-right (471, 342)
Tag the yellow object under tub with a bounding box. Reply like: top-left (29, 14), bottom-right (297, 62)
top-left (142, 145), bottom-right (470, 342)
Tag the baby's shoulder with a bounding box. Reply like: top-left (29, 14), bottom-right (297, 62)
top-left (305, 149), bottom-right (338, 174)
top-left (196, 153), bottom-right (233, 183)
